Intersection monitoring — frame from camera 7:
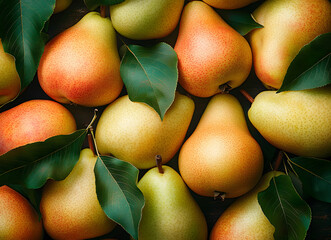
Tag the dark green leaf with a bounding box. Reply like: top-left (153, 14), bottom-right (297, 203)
top-left (215, 8), bottom-right (263, 36)
top-left (258, 175), bottom-right (311, 240)
top-left (120, 42), bottom-right (178, 120)
top-left (94, 156), bottom-right (144, 240)
top-left (84, 0), bottom-right (124, 11)
top-left (278, 33), bottom-right (331, 92)
top-left (288, 157), bottom-right (331, 203)
top-left (0, 129), bottom-right (87, 189)
top-left (0, 0), bottom-right (55, 90)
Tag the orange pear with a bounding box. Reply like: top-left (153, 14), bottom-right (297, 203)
top-left (174, 1), bottom-right (252, 98)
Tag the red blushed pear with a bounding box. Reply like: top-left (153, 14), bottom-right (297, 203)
top-left (38, 12), bottom-right (123, 107)
top-left (174, 1), bottom-right (252, 98)
top-left (0, 99), bottom-right (76, 155)
top-left (0, 186), bottom-right (43, 240)
top-left (248, 0), bottom-right (331, 89)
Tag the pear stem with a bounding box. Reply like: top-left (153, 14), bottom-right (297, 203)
top-left (239, 89), bottom-right (254, 104)
top-left (219, 83), bottom-right (232, 94)
top-left (88, 132), bottom-right (96, 156)
top-left (273, 151), bottom-right (284, 171)
top-left (100, 5), bottom-right (107, 18)
top-left (155, 155), bottom-right (164, 174)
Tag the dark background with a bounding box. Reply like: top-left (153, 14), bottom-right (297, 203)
top-left (1, 0), bottom-right (330, 239)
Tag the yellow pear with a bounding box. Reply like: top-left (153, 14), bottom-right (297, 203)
top-left (248, 0), bottom-right (331, 89)
top-left (0, 186), bottom-right (43, 240)
top-left (137, 163), bottom-right (208, 240)
top-left (38, 12), bottom-right (123, 107)
top-left (109, 0), bottom-right (184, 40)
top-left (209, 171), bottom-right (284, 240)
top-left (95, 92), bottom-right (195, 169)
top-left (0, 39), bottom-right (20, 106)
top-left (248, 86), bottom-right (331, 158)
top-left (0, 99), bottom-right (76, 155)
top-left (54, 0), bottom-right (72, 13)
top-left (203, 0), bottom-right (259, 9)
top-left (178, 93), bottom-right (264, 198)
top-left (174, 1), bottom-right (252, 97)
top-left (40, 148), bottom-right (116, 240)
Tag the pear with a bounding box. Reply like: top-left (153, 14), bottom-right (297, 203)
top-left (178, 93), bottom-right (264, 198)
top-left (203, 0), bottom-right (259, 9)
top-left (0, 99), bottom-right (76, 155)
top-left (109, 0), bottom-right (184, 40)
top-left (137, 162), bottom-right (208, 240)
top-left (174, 1), bottom-right (252, 98)
top-left (54, 0), bottom-right (72, 13)
top-left (210, 171), bottom-right (284, 240)
top-left (40, 148), bottom-right (116, 240)
top-left (0, 186), bottom-right (43, 240)
top-left (248, 0), bottom-right (331, 89)
top-left (0, 39), bottom-right (20, 106)
top-left (248, 86), bottom-right (331, 158)
top-left (38, 12), bottom-right (123, 107)
top-left (95, 92), bottom-right (195, 169)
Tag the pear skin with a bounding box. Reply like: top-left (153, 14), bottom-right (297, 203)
top-left (248, 0), bottom-right (331, 89)
top-left (138, 165), bottom-right (208, 240)
top-left (38, 12), bottom-right (123, 107)
top-left (178, 93), bottom-right (264, 198)
top-left (174, 1), bottom-right (252, 98)
top-left (210, 171), bottom-right (284, 240)
top-left (110, 0), bottom-right (184, 40)
top-left (203, 0), bottom-right (259, 9)
top-left (0, 186), bottom-right (43, 240)
top-left (0, 99), bottom-right (76, 155)
top-left (95, 92), bottom-right (195, 169)
top-left (248, 86), bottom-right (331, 158)
top-left (40, 148), bottom-right (116, 240)
top-left (0, 40), bottom-right (20, 106)
top-left (53, 0), bottom-right (73, 13)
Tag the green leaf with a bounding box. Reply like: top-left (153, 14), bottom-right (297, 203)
top-left (0, 0), bottom-right (55, 90)
top-left (215, 8), bottom-right (263, 36)
top-left (288, 157), bottom-right (331, 203)
top-left (0, 129), bottom-right (87, 189)
top-left (94, 156), bottom-right (144, 240)
top-left (120, 42), bottom-right (178, 120)
top-left (278, 33), bottom-right (331, 92)
top-left (84, 0), bottom-right (124, 11)
top-left (258, 175), bottom-right (311, 240)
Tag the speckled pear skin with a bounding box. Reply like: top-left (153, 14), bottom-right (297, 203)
top-left (109, 0), bottom-right (184, 40)
top-left (38, 12), bottom-right (123, 107)
top-left (248, 86), bottom-right (331, 158)
top-left (248, 0), bottom-right (331, 89)
top-left (40, 149), bottom-right (116, 240)
top-left (174, 1), bottom-right (252, 98)
top-left (0, 40), bottom-right (20, 106)
top-left (203, 0), bottom-right (259, 9)
top-left (95, 92), bottom-right (195, 169)
top-left (0, 99), bottom-right (76, 155)
top-left (0, 186), bottom-right (43, 240)
top-left (178, 94), bottom-right (264, 198)
top-left (137, 165), bottom-right (208, 240)
top-left (209, 171), bottom-right (284, 240)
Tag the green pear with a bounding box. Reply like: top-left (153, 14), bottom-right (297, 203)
top-left (210, 171), bottom-right (284, 240)
top-left (40, 148), bottom-right (116, 240)
top-left (248, 0), bottom-right (331, 89)
top-left (95, 92), bottom-right (195, 169)
top-left (0, 39), bottom-right (20, 106)
top-left (54, 0), bottom-right (72, 13)
top-left (137, 163), bottom-right (208, 240)
top-left (248, 86), bottom-right (331, 158)
top-left (203, 0), bottom-right (259, 9)
top-left (109, 0), bottom-right (184, 40)
top-left (178, 93), bottom-right (264, 198)
top-left (174, 1), bottom-right (252, 98)
top-left (0, 186), bottom-right (43, 240)
top-left (0, 99), bottom-right (76, 155)
top-left (38, 12), bottom-right (123, 107)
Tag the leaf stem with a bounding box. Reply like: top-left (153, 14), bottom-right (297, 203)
top-left (239, 89), bottom-right (254, 103)
top-left (155, 155), bottom-right (164, 174)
